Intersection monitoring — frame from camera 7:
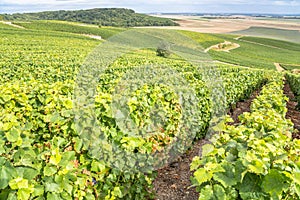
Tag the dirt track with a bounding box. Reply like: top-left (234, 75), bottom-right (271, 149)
top-left (0, 21), bottom-right (25, 29)
top-left (82, 34), bottom-right (102, 40)
top-left (274, 63), bottom-right (285, 72)
top-left (204, 41), bottom-right (240, 53)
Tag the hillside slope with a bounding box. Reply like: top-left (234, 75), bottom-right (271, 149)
top-left (181, 31), bottom-right (300, 70)
top-left (13, 20), bottom-right (125, 39)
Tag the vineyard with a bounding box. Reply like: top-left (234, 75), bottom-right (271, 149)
top-left (13, 21), bottom-right (125, 40)
top-left (177, 30), bottom-right (300, 70)
top-left (207, 36), bottom-right (300, 70)
top-left (0, 20), bottom-right (300, 200)
top-left (192, 75), bottom-right (300, 199)
top-left (286, 73), bottom-right (300, 109)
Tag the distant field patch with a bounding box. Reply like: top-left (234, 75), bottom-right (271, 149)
top-left (239, 36), bottom-right (300, 51)
top-left (232, 26), bottom-right (300, 44)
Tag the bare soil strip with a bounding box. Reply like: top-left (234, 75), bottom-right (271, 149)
top-left (81, 34), bottom-right (102, 40)
top-left (204, 41), bottom-right (240, 53)
top-left (0, 21), bottom-right (25, 29)
top-left (152, 139), bottom-right (207, 200)
top-left (292, 69), bottom-right (300, 74)
top-left (147, 15), bottom-right (300, 33)
top-left (227, 88), bottom-right (262, 125)
top-left (283, 82), bottom-right (300, 139)
top-left (235, 36), bottom-right (244, 40)
top-left (274, 63), bottom-right (285, 72)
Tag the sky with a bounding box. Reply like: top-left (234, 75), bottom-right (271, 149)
top-left (0, 0), bottom-right (300, 14)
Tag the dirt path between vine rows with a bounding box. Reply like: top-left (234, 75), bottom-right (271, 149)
top-left (81, 34), bottom-right (102, 40)
top-left (204, 41), bottom-right (240, 53)
top-left (152, 88), bottom-right (262, 200)
top-left (152, 82), bottom-right (299, 199)
top-left (0, 21), bottom-right (25, 29)
top-left (152, 139), bottom-right (207, 200)
top-left (283, 82), bottom-right (300, 139)
top-left (275, 63), bottom-right (285, 72)
top-left (235, 36), bottom-right (244, 40)
top-left (227, 88), bottom-right (262, 125)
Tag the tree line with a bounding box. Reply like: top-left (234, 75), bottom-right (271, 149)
top-left (1, 8), bottom-right (179, 27)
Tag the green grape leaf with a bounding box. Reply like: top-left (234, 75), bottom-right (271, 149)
top-left (16, 167), bottom-right (39, 180)
top-left (7, 191), bottom-right (17, 200)
top-left (0, 160), bottom-right (16, 189)
top-left (63, 99), bottom-right (73, 109)
top-left (112, 187), bottom-right (123, 198)
top-left (47, 192), bottom-right (60, 200)
top-left (194, 168), bottom-right (213, 185)
top-left (262, 169), bottom-right (289, 199)
top-left (73, 137), bottom-right (83, 153)
top-left (237, 173), bottom-right (265, 199)
top-left (44, 165), bottom-right (57, 176)
top-left (213, 164), bottom-right (237, 187)
top-left (248, 160), bottom-right (265, 175)
top-left (293, 171), bottom-right (300, 185)
top-left (213, 184), bottom-right (226, 199)
top-left (49, 148), bottom-right (62, 166)
top-left (5, 128), bottom-right (20, 143)
top-left (59, 151), bottom-right (75, 167)
top-left (201, 144), bottom-right (215, 157)
top-left (32, 185), bottom-right (44, 198)
top-left (199, 185), bottom-right (214, 200)
top-left (9, 178), bottom-right (28, 190)
top-left (17, 188), bottom-right (33, 200)
top-left (91, 160), bottom-right (106, 173)
top-left (45, 182), bottom-right (60, 193)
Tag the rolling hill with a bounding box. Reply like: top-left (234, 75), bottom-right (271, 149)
top-left (0, 8), bottom-right (179, 27)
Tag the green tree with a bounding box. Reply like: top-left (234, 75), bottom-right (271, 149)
top-left (156, 42), bottom-right (172, 58)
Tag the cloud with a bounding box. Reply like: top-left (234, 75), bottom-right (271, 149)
top-left (0, 0), bottom-right (293, 5)
top-left (274, 0), bottom-right (300, 6)
top-left (1, 0), bottom-right (300, 14)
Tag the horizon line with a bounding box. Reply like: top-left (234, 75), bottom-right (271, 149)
top-left (1, 7), bottom-right (300, 16)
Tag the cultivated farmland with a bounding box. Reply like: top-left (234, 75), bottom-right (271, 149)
top-left (0, 16), bottom-right (300, 200)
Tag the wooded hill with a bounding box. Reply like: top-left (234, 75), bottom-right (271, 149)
top-left (0, 8), bottom-right (178, 27)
